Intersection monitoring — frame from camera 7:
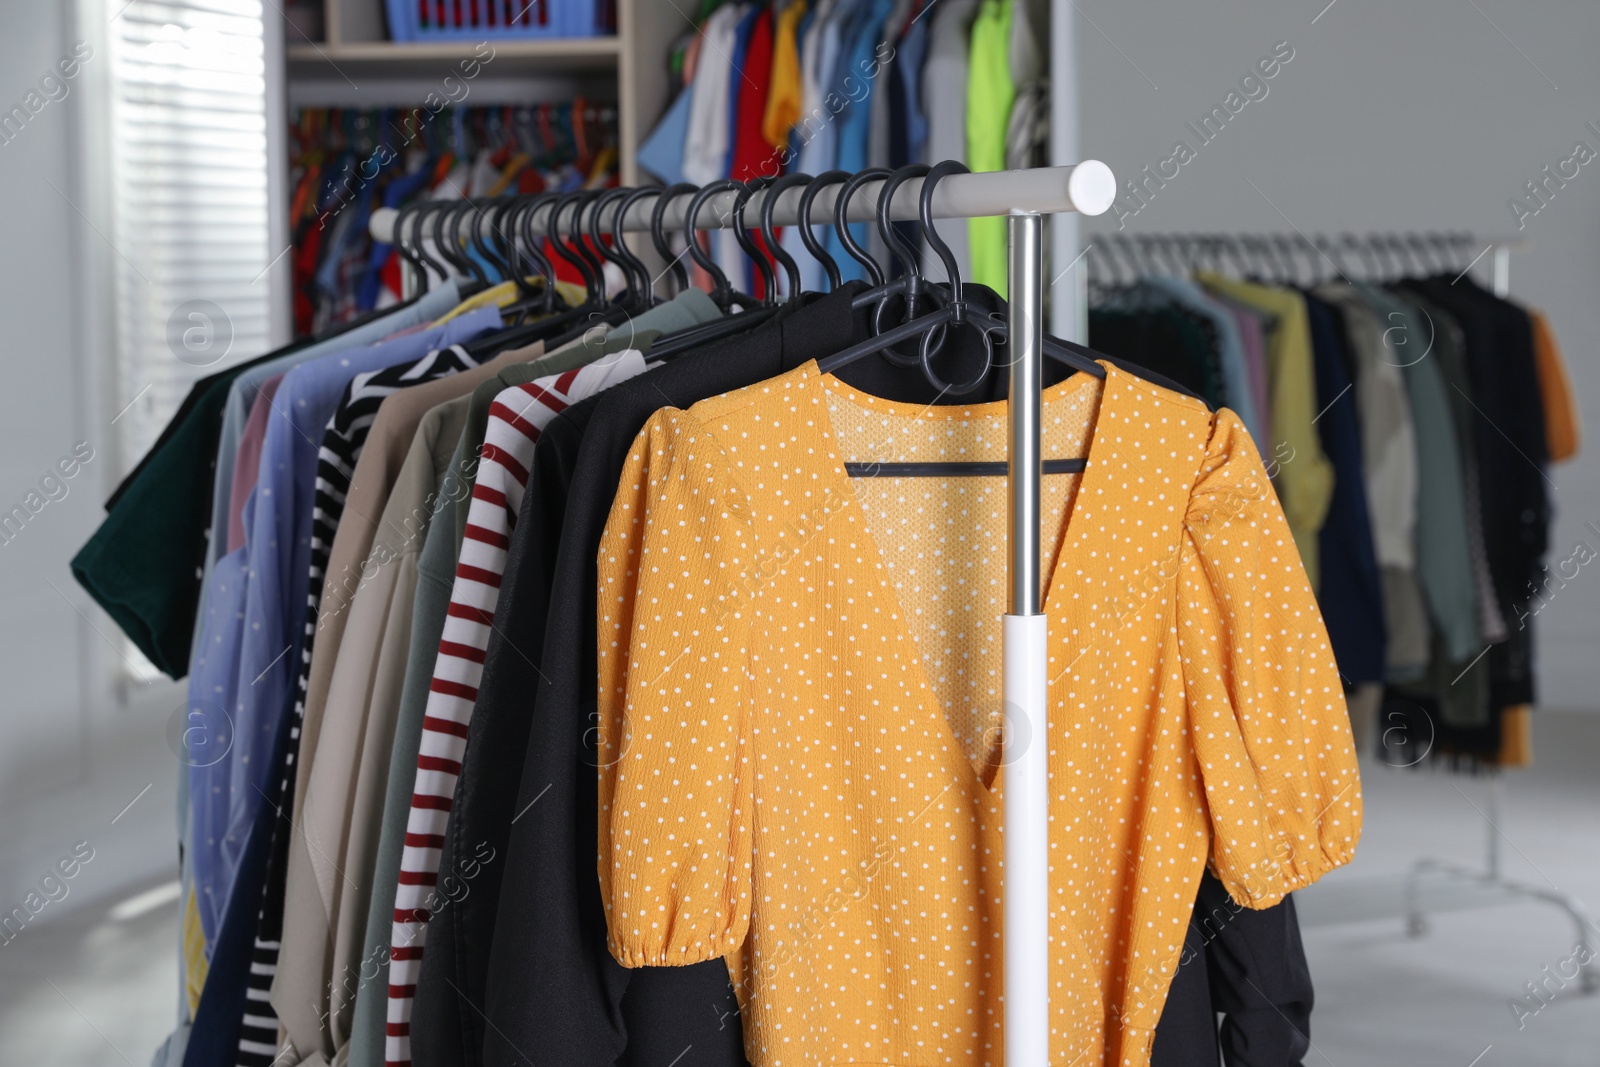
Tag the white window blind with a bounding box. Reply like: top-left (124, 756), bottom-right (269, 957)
top-left (108, 0), bottom-right (271, 467)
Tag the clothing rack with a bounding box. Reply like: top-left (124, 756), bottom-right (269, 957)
top-left (1082, 230), bottom-right (1526, 295)
top-left (370, 161), bottom-right (1118, 1062)
top-left (1100, 229), bottom-right (1597, 993)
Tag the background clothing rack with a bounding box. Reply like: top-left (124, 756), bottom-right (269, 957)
top-left (1091, 229), bottom-right (1597, 994)
top-left (368, 161), bottom-right (1119, 1062)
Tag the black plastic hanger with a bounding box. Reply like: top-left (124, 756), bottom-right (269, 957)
top-left (761, 171), bottom-right (811, 304)
top-left (586, 186), bottom-right (649, 310)
top-left (834, 167), bottom-right (891, 287)
top-left (607, 185), bottom-right (661, 303)
top-left (681, 178), bottom-right (760, 311)
top-left (645, 181), bottom-right (791, 362)
top-left (649, 182), bottom-right (698, 292)
top-left (731, 177), bottom-right (778, 304)
top-left (796, 170), bottom-right (848, 291)
top-left (817, 161), bottom-right (1103, 476)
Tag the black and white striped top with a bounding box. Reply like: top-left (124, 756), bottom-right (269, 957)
top-left (236, 343), bottom-right (482, 1067)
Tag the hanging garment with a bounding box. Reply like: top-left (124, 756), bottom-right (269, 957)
top-left (71, 284), bottom-right (460, 681)
top-left (1302, 292), bottom-right (1386, 687)
top-left (240, 341), bottom-right (516, 1065)
top-left (1407, 277), bottom-right (1548, 709)
top-left (827, 0), bottom-right (895, 281)
top-left (384, 354), bottom-right (652, 1067)
top-left (965, 0), bottom-right (1015, 294)
top-left (1140, 275), bottom-right (1262, 440)
top-left (1089, 304), bottom-right (1214, 401)
top-left (764, 0), bottom-right (807, 153)
top-left (374, 302), bottom-right (726, 1067)
top-left (180, 312), bottom-right (501, 1067)
top-left (920, 0), bottom-right (979, 281)
top-left (1149, 873), bottom-right (1315, 1067)
top-left (227, 374), bottom-right (285, 553)
top-left (343, 393), bottom-right (478, 1067)
top-left (868, 0), bottom-right (914, 197)
top-left (1311, 282), bottom-right (1429, 682)
top-left (477, 285), bottom-right (883, 1067)
top-left (895, 2), bottom-right (931, 165)
top-left (187, 310), bottom-right (499, 951)
top-left (1529, 309), bottom-right (1580, 463)
top-left (264, 340), bottom-right (544, 1064)
top-left (637, 80), bottom-right (693, 185)
top-left (683, 4), bottom-right (742, 186)
top-left (1196, 275), bottom-right (1334, 589)
top-left (1356, 284), bottom-right (1479, 666)
top-left (1396, 286), bottom-right (1508, 648)
top-left (1207, 292), bottom-right (1273, 448)
top-left (1002, 0), bottom-right (1045, 170)
top-left (597, 360), bottom-right (1360, 1067)
top-left (784, 0), bottom-right (844, 291)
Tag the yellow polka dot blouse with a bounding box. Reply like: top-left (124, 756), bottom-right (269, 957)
top-left (596, 360), bottom-right (1362, 1067)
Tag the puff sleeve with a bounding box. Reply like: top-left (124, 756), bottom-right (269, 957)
top-left (596, 408), bottom-right (757, 967)
top-left (1178, 409), bottom-right (1363, 909)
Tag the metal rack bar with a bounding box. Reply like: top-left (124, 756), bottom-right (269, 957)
top-left (367, 161), bottom-right (1117, 243)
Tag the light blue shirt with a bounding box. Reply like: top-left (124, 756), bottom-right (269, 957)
top-left (187, 306), bottom-right (499, 944)
top-left (787, 0), bottom-right (849, 293)
top-left (1141, 275), bottom-right (1264, 441)
top-left (205, 281), bottom-right (463, 583)
top-left (637, 82), bottom-right (693, 185)
top-left (827, 0), bottom-right (892, 282)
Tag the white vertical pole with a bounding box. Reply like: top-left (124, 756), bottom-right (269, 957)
top-left (1005, 210), bottom-right (1050, 1066)
top-left (1049, 0), bottom-right (1082, 343)
top-left (1493, 244), bottom-right (1511, 298)
top-left (262, 0), bottom-right (292, 347)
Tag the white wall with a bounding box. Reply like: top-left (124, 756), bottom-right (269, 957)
top-left (1075, 0), bottom-right (1600, 711)
top-left (0, 0), bottom-right (180, 925)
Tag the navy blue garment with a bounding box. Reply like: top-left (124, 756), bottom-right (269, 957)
top-left (182, 693), bottom-right (296, 1067)
top-left (1303, 292), bottom-right (1386, 684)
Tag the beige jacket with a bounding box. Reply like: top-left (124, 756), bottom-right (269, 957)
top-left (273, 343), bottom-right (541, 1063)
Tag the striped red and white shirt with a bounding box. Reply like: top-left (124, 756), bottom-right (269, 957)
top-left (385, 351), bottom-right (648, 1066)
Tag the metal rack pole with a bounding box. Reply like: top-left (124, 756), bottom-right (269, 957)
top-left (368, 162), bottom-right (1117, 243)
top-left (1004, 210), bottom-right (1050, 1065)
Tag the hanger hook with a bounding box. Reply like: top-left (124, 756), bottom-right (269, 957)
top-left (684, 179), bottom-right (741, 308)
top-left (761, 172), bottom-right (811, 304)
top-left (649, 183), bottom-right (697, 292)
top-left (440, 199), bottom-right (484, 282)
top-left (872, 164), bottom-right (932, 338)
top-left (731, 177), bottom-right (778, 305)
top-left (571, 190), bottom-right (613, 297)
top-left (611, 185), bottom-right (661, 302)
top-left (797, 170), bottom-right (848, 291)
top-left (835, 167), bottom-right (891, 287)
top-left (548, 192), bottom-right (601, 304)
top-left (586, 186), bottom-right (639, 301)
top-left (875, 163), bottom-right (930, 286)
top-left (918, 160), bottom-right (970, 304)
top-left (411, 200), bottom-right (452, 289)
top-left (389, 200), bottom-right (429, 293)
top-left (514, 192), bottom-right (561, 311)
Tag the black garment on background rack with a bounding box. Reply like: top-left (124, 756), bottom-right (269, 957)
top-left (398, 281), bottom-right (1314, 1067)
top-left (1406, 276), bottom-right (1548, 711)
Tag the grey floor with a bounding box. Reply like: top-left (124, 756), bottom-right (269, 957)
top-left (3, 714), bottom-right (1598, 1066)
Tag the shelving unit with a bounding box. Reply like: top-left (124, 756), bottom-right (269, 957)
top-left (277, 0), bottom-right (692, 184)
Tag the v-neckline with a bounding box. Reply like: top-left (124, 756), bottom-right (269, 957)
top-left (804, 359), bottom-right (1120, 798)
